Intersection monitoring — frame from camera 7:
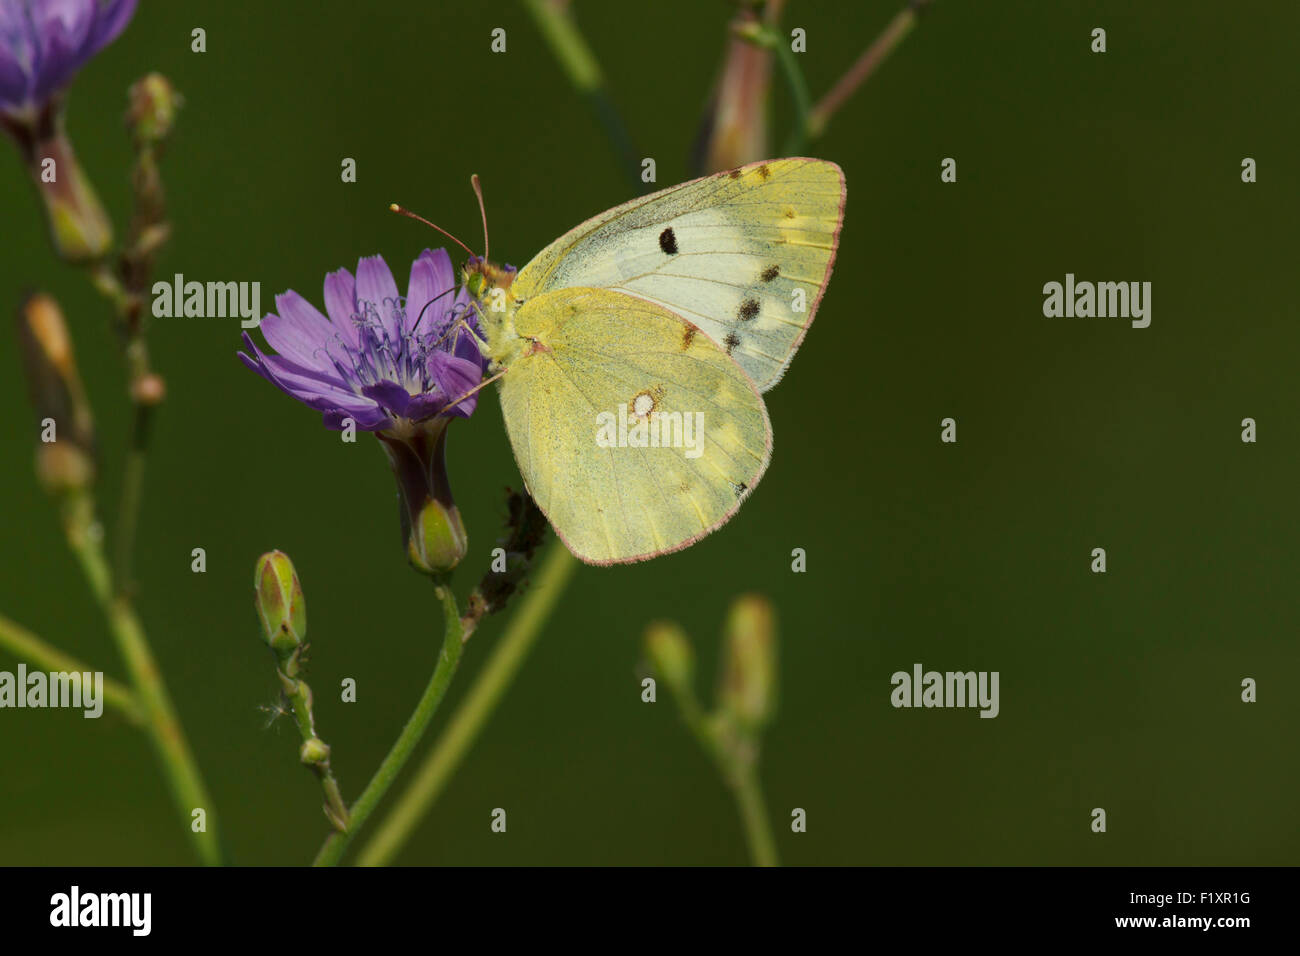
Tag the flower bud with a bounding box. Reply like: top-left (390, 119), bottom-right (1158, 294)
top-left (35, 443), bottom-right (95, 495)
top-left (16, 293), bottom-right (96, 493)
top-left (299, 737), bottom-right (330, 766)
top-left (126, 73), bottom-right (182, 146)
top-left (645, 621), bottom-right (694, 697)
top-left (254, 550), bottom-right (307, 655)
top-left (131, 372), bottom-right (167, 406)
top-left (378, 421), bottom-right (469, 577)
top-left (1, 102), bottom-right (112, 262)
top-left (407, 496), bottom-right (469, 576)
top-left (691, 5), bottom-right (772, 175)
top-left (718, 594), bottom-right (777, 730)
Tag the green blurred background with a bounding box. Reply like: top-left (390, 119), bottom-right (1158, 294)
top-left (1, 0), bottom-right (1297, 865)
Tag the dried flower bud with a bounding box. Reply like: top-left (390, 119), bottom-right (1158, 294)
top-left (718, 594), bottom-right (777, 730)
top-left (692, 5), bottom-right (772, 175)
top-left (16, 293), bottom-right (96, 493)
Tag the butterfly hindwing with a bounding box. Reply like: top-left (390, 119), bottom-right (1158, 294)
top-left (497, 287), bottom-right (772, 565)
top-left (512, 157), bottom-right (846, 392)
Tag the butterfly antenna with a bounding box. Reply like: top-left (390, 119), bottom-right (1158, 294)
top-left (471, 174), bottom-right (489, 261)
top-left (409, 285), bottom-right (458, 336)
top-left (388, 204), bottom-right (477, 260)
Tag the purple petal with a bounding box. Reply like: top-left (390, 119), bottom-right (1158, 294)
top-left (403, 393), bottom-right (450, 421)
top-left (323, 407), bottom-right (392, 431)
top-left (322, 267), bottom-right (359, 348)
top-left (91, 0), bottom-right (138, 50)
top-left (451, 289), bottom-right (484, 367)
top-left (361, 381), bottom-right (413, 417)
top-left (406, 248), bottom-right (455, 335)
top-left (31, 3), bottom-right (97, 102)
top-left (428, 353), bottom-right (484, 417)
top-left (355, 254), bottom-right (401, 341)
top-left (240, 332), bottom-right (366, 411)
top-left (260, 354), bottom-right (364, 408)
top-left (260, 291), bottom-right (338, 370)
top-left (0, 50), bottom-right (28, 107)
top-left (243, 346), bottom-right (388, 429)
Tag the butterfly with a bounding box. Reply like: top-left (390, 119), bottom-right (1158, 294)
top-left (458, 157), bottom-right (845, 565)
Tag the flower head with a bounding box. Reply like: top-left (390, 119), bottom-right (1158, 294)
top-left (239, 249), bottom-right (485, 432)
top-left (0, 0), bottom-right (137, 117)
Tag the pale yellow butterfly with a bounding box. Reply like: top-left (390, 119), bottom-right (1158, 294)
top-left (459, 157), bottom-right (845, 565)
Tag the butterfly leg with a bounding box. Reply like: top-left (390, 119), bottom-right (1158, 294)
top-left (431, 302), bottom-right (492, 360)
top-left (435, 366), bottom-right (510, 417)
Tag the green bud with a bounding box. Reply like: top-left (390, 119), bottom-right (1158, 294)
top-left (718, 594), bottom-right (777, 730)
top-left (254, 550), bottom-right (306, 655)
top-left (126, 73), bottom-right (182, 146)
top-left (377, 420), bottom-right (468, 578)
top-left (407, 496), bottom-right (469, 575)
top-left (645, 621), bottom-right (694, 697)
top-left (299, 737), bottom-right (330, 766)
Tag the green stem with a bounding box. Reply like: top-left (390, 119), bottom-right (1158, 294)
top-left (674, 686), bottom-right (779, 866)
top-left (771, 31), bottom-right (813, 155)
top-left (60, 490), bottom-right (221, 865)
top-left (356, 543), bottom-right (577, 866)
top-left (805, 1), bottom-right (927, 141)
top-left (730, 762), bottom-right (779, 867)
top-left (313, 580), bottom-right (467, 866)
top-left (0, 611), bottom-right (142, 723)
top-left (277, 665), bottom-right (350, 832)
top-left (114, 398), bottom-right (151, 596)
top-left (522, 0), bottom-right (641, 190)
top-left (87, 263), bottom-right (158, 599)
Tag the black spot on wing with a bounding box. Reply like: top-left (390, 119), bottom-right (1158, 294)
top-left (738, 298), bottom-right (760, 321)
top-left (724, 332), bottom-right (740, 355)
top-left (760, 265), bottom-right (780, 282)
top-left (658, 227), bottom-right (678, 255)
top-left (732, 481), bottom-right (749, 498)
top-left (757, 164), bottom-right (771, 180)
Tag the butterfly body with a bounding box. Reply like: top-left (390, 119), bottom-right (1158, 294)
top-left (463, 158), bottom-right (846, 565)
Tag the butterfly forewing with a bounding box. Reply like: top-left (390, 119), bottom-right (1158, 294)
top-left (512, 158), bottom-right (845, 392)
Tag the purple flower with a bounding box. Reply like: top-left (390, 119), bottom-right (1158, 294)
top-left (0, 0), bottom-right (137, 116)
top-left (239, 249), bottom-right (485, 432)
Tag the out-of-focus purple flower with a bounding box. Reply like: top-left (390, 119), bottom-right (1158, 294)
top-left (0, 1), bottom-right (137, 261)
top-left (239, 249), bottom-right (486, 432)
top-left (0, 0), bottom-right (137, 116)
